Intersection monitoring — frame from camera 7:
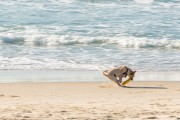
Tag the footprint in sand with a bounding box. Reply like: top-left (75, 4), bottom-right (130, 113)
top-left (23, 116), bottom-right (31, 119)
top-left (0, 94), bottom-right (20, 98)
top-left (169, 115), bottom-right (176, 118)
top-left (146, 116), bottom-right (158, 119)
top-left (61, 110), bottom-right (67, 113)
top-left (15, 114), bottom-right (22, 118)
top-left (10, 95), bottom-right (19, 98)
top-left (156, 103), bottom-right (167, 107)
top-left (23, 110), bottom-right (32, 113)
top-left (0, 94), bottom-right (5, 97)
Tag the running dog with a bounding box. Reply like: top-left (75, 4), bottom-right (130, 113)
top-left (103, 65), bottom-right (136, 86)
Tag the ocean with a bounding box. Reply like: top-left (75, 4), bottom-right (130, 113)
top-left (0, 0), bottom-right (180, 82)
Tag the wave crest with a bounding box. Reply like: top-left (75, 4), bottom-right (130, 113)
top-left (0, 35), bottom-right (180, 49)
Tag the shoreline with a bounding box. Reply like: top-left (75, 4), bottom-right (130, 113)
top-left (0, 70), bottom-right (180, 83)
top-left (0, 82), bottom-right (180, 119)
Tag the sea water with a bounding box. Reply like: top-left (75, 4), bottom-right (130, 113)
top-left (0, 0), bottom-right (179, 82)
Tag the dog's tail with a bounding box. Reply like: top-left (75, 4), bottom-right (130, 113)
top-left (103, 70), bottom-right (109, 76)
top-left (97, 67), bottom-right (108, 76)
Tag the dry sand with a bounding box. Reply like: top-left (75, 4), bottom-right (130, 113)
top-left (0, 81), bottom-right (180, 120)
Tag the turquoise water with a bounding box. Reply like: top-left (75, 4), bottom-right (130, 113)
top-left (0, 0), bottom-right (180, 72)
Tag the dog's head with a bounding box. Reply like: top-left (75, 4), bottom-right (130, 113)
top-left (128, 70), bottom-right (136, 80)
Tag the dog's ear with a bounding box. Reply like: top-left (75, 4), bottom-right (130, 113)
top-left (133, 71), bottom-right (136, 74)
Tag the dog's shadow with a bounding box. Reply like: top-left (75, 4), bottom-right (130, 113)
top-left (122, 86), bottom-right (167, 89)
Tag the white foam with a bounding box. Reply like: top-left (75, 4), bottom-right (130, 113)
top-left (0, 56), bottom-right (100, 70)
top-left (50, 0), bottom-right (75, 4)
top-left (134, 0), bottom-right (154, 4)
top-left (0, 1), bottom-right (14, 6)
top-left (1, 33), bottom-right (180, 49)
top-left (111, 36), bottom-right (180, 49)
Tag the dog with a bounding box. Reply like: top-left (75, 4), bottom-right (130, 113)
top-left (103, 65), bottom-right (136, 86)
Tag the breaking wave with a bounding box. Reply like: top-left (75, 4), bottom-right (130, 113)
top-left (0, 35), bottom-right (180, 49)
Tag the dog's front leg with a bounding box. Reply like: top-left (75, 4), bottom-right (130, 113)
top-left (107, 75), bottom-right (121, 86)
top-left (116, 80), bottom-right (121, 86)
top-left (116, 77), bottom-right (122, 86)
top-left (118, 77), bottom-right (122, 83)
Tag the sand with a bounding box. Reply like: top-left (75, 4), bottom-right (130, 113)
top-left (0, 81), bottom-right (180, 120)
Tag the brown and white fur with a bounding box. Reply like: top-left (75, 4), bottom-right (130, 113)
top-left (103, 65), bottom-right (136, 86)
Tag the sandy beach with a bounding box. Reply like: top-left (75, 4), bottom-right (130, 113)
top-left (0, 81), bottom-right (179, 120)
top-left (1, 0), bottom-right (180, 120)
